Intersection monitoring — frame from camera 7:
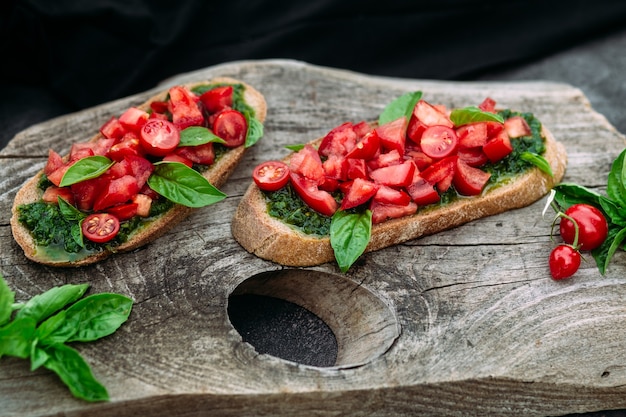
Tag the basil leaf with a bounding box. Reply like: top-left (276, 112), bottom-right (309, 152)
top-left (520, 152), bottom-right (553, 177)
top-left (60, 156), bottom-right (114, 187)
top-left (330, 209), bottom-right (372, 273)
top-left (30, 344), bottom-right (50, 371)
top-left (179, 126), bottom-right (226, 147)
top-left (0, 274), bottom-right (14, 326)
top-left (48, 293), bottom-right (133, 343)
top-left (58, 197), bottom-right (86, 222)
top-left (42, 343), bottom-right (109, 402)
top-left (147, 161), bottom-right (227, 208)
top-left (552, 183), bottom-right (606, 210)
top-left (607, 149), bottom-right (626, 207)
top-left (285, 144), bottom-right (306, 152)
top-left (245, 116), bottom-right (264, 148)
top-left (599, 197), bottom-right (626, 227)
top-left (379, 91), bottom-right (422, 125)
top-left (450, 106), bottom-right (504, 126)
top-left (0, 316), bottom-right (37, 359)
top-left (593, 226), bottom-right (626, 275)
top-left (16, 284), bottom-right (89, 323)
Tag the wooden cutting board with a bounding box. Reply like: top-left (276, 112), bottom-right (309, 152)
top-left (2, 60), bottom-right (626, 417)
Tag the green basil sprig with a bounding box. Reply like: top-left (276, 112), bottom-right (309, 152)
top-left (148, 161), bottom-right (226, 207)
top-left (60, 156), bottom-right (114, 187)
top-left (330, 209), bottom-right (373, 273)
top-left (551, 148), bottom-right (626, 274)
top-left (378, 91), bottom-right (422, 126)
top-left (179, 126), bottom-right (226, 147)
top-left (245, 116), bottom-right (264, 148)
top-left (520, 151), bottom-right (553, 177)
top-left (0, 273), bottom-right (132, 402)
top-left (449, 106), bottom-right (505, 126)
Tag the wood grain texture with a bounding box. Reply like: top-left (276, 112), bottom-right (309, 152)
top-left (1, 59), bottom-right (626, 416)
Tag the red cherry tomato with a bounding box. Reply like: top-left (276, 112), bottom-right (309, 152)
top-left (420, 125), bottom-right (458, 159)
top-left (559, 204), bottom-right (608, 251)
top-left (212, 109), bottom-right (248, 148)
top-left (253, 161), bottom-right (290, 191)
top-left (139, 119), bottom-right (180, 157)
top-left (549, 244), bottom-right (581, 280)
top-left (81, 213), bottom-right (120, 243)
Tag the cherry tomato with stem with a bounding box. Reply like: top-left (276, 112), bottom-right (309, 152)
top-left (549, 244), bottom-right (581, 280)
top-left (559, 204), bottom-right (608, 251)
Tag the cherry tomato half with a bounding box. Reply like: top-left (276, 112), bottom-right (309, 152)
top-left (549, 244), bottom-right (581, 280)
top-left (139, 119), bottom-right (180, 157)
top-left (81, 213), bottom-right (120, 243)
top-left (559, 204), bottom-right (608, 251)
top-left (420, 125), bottom-right (458, 159)
top-left (253, 161), bottom-right (290, 191)
top-left (212, 109), bottom-right (248, 148)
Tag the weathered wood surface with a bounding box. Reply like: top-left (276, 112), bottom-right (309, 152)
top-left (2, 60), bottom-right (626, 416)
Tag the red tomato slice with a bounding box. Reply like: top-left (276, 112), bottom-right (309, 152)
top-left (483, 130), bottom-right (513, 163)
top-left (420, 125), bottom-right (458, 159)
top-left (289, 144), bottom-right (325, 183)
top-left (168, 86), bottom-right (205, 130)
top-left (345, 130), bottom-right (379, 160)
top-left (107, 203), bottom-right (138, 221)
top-left (318, 122), bottom-right (358, 157)
top-left (93, 175), bottom-right (140, 212)
top-left (367, 149), bottom-right (402, 171)
top-left (340, 178), bottom-right (379, 210)
top-left (289, 172), bottom-right (338, 216)
top-left (414, 100), bottom-right (453, 128)
top-left (369, 160), bottom-right (416, 188)
top-left (81, 213), bottom-right (120, 243)
top-left (373, 185), bottom-right (412, 206)
top-left (175, 142), bottom-right (215, 165)
top-left (71, 177), bottom-right (105, 211)
top-left (345, 158), bottom-right (368, 180)
top-left (199, 86), bottom-right (233, 114)
top-left (375, 117), bottom-right (407, 156)
top-left (42, 186), bottom-right (75, 205)
top-left (323, 154), bottom-right (348, 181)
top-left (407, 174), bottom-right (440, 206)
top-left (212, 109), bottom-right (248, 148)
top-left (407, 115), bottom-right (427, 143)
top-left (453, 159), bottom-right (491, 196)
top-left (125, 155), bottom-right (154, 189)
top-left (370, 200), bottom-right (418, 224)
top-left (420, 156), bottom-right (456, 192)
top-left (139, 119), bottom-right (180, 157)
top-left (253, 160), bottom-right (290, 192)
top-left (118, 107), bottom-right (149, 133)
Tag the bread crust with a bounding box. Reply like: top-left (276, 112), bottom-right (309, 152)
top-left (11, 77), bottom-right (267, 267)
top-left (231, 125), bottom-right (567, 267)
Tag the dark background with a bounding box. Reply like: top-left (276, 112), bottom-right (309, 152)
top-left (3, 1), bottom-right (626, 415)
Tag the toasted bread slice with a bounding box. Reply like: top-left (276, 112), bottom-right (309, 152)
top-left (11, 77), bottom-right (266, 267)
top-left (231, 125), bottom-right (566, 267)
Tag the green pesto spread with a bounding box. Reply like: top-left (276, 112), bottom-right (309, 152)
top-left (17, 82), bottom-right (251, 260)
top-left (264, 110), bottom-right (546, 236)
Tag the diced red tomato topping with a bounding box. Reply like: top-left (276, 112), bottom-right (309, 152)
top-left (375, 117), bottom-right (407, 156)
top-left (168, 85), bottom-right (205, 130)
top-left (414, 100), bottom-right (453, 128)
top-left (457, 122), bottom-right (488, 148)
top-left (107, 203), bottom-right (139, 221)
top-left (93, 175), bottom-right (140, 212)
top-left (289, 144), bottom-right (325, 183)
top-left (483, 130), bottom-right (513, 163)
top-left (341, 178), bottom-right (379, 210)
top-left (318, 122), bottom-right (358, 157)
top-left (345, 130), bottom-right (379, 160)
top-left (407, 174), bottom-right (441, 206)
top-left (100, 116), bottom-right (127, 140)
top-left (163, 153), bottom-right (193, 167)
top-left (42, 186), bottom-right (75, 205)
top-left (175, 143), bottom-right (215, 165)
top-left (420, 156), bottom-right (457, 193)
top-left (199, 86), bottom-right (233, 114)
top-left (453, 158), bottom-right (491, 196)
top-left (212, 109), bottom-right (248, 148)
top-left (118, 107), bottom-right (149, 133)
top-left (108, 133), bottom-right (145, 161)
top-left (139, 119), bottom-right (180, 157)
top-left (374, 185), bottom-right (412, 206)
top-left (370, 200), bottom-right (418, 224)
top-left (478, 97), bottom-right (496, 113)
top-left (289, 172), bottom-right (338, 216)
top-left (369, 160), bottom-right (416, 188)
top-left (504, 116), bottom-right (532, 138)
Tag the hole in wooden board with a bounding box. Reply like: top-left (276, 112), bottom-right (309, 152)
top-left (228, 269), bottom-right (400, 368)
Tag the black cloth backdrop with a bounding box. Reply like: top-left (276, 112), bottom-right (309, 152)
top-left (2, 0), bottom-right (626, 148)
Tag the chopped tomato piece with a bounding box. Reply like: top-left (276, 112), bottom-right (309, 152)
top-left (375, 117), bottom-right (407, 156)
top-left (118, 107), bottom-right (149, 133)
top-left (289, 144), bottom-right (325, 183)
top-left (212, 109), bottom-right (248, 148)
top-left (44, 149), bottom-right (65, 177)
top-left (139, 119), bottom-right (180, 157)
top-left (91, 137), bottom-right (116, 156)
top-left (71, 177), bottom-right (105, 211)
top-left (367, 149), bottom-right (402, 171)
top-left (340, 178), bottom-right (379, 210)
top-left (150, 100), bottom-right (169, 114)
top-left (420, 125), bottom-right (458, 159)
top-left (478, 97), bottom-right (497, 113)
top-left (407, 115), bottom-right (427, 143)
top-left (163, 153), bottom-right (193, 167)
top-left (457, 122), bottom-right (488, 148)
top-left (457, 147), bottom-right (489, 167)
top-left (369, 160), bottom-right (416, 188)
top-left (132, 193), bottom-right (153, 217)
top-left (125, 155), bottom-right (153, 189)
top-left (405, 149), bottom-right (433, 171)
top-left (319, 176), bottom-right (340, 192)
top-left (107, 203), bottom-right (138, 221)
top-left (108, 133), bottom-right (145, 161)
top-left (46, 165), bottom-right (70, 187)
top-left (175, 143), bottom-right (215, 165)
top-left (407, 174), bottom-right (440, 206)
top-left (199, 85), bottom-right (233, 114)
top-left (370, 200), bottom-right (418, 224)
top-left (453, 158), bottom-right (492, 196)
top-left (345, 130), bottom-right (379, 160)
top-left (42, 186), bottom-right (75, 205)
top-left (168, 85), bottom-right (205, 130)
top-left (323, 154), bottom-right (348, 181)
top-left (414, 100), bottom-right (453, 128)
top-left (93, 175), bottom-right (140, 212)
top-left (374, 185), bottom-right (412, 206)
top-left (483, 130), bottom-right (513, 163)
top-left (82, 213), bottom-right (120, 243)
top-left (318, 122), bottom-right (358, 157)
top-left (69, 142), bottom-right (95, 162)
top-left (503, 116), bottom-right (532, 138)
top-left (420, 156), bottom-right (456, 192)
top-left (100, 116), bottom-right (127, 140)
top-left (345, 158), bottom-right (368, 180)
top-left (253, 160), bottom-right (290, 192)
top-left (289, 172), bottom-right (338, 216)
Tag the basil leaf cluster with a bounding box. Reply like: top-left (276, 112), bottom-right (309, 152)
top-left (0, 273), bottom-right (132, 402)
top-left (552, 148), bottom-right (626, 274)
